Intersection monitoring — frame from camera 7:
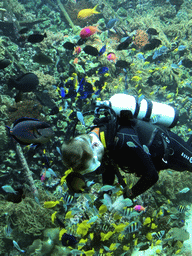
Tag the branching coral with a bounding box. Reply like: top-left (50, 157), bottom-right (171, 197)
top-left (11, 197), bottom-right (53, 236)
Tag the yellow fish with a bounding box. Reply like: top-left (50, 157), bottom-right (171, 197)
top-left (44, 200), bottom-right (60, 208)
top-left (77, 5), bottom-right (100, 19)
top-left (131, 76), bottom-right (142, 82)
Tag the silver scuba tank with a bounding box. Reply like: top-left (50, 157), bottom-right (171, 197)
top-left (96, 93), bottom-right (179, 128)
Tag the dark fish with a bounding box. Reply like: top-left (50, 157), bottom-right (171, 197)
top-left (106, 18), bottom-right (118, 29)
top-left (56, 216), bottom-right (65, 228)
top-left (116, 60), bottom-right (130, 68)
top-left (84, 82), bottom-right (94, 93)
top-left (79, 81), bottom-right (94, 99)
top-left (98, 45), bottom-right (106, 56)
top-left (33, 52), bottom-right (53, 65)
top-left (8, 73), bottom-right (39, 92)
top-left (14, 91), bottom-right (23, 103)
top-left (170, 0), bottom-right (183, 11)
top-left (18, 27), bottom-right (29, 34)
top-left (146, 28), bottom-right (159, 35)
top-left (8, 107), bottom-right (18, 112)
top-left (0, 59), bottom-right (11, 69)
top-left (61, 233), bottom-right (77, 247)
top-left (182, 58), bottom-right (192, 68)
top-left (27, 32), bottom-right (47, 43)
top-left (98, 67), bottom-right (109, 74)
top-left (77, 37), bottom-right (87, 45)
top-left (17, 35), bottom-right (27, 42)
top-left (66, 172), bottom-right (86, 193)
top-left (117, 37), bottom-right (132, 50)
top-left (50, 106), bottom-right (59, 115)
top-left (143, 39), bottom-right (161, 51)
top-left (83, 45), bottom-right (99, 56)
top-left (63, 41), bottom-right (76, 50)
top-left (6, 188), bottom-right (25, 203)
top-left (6, 117), bottom-right (54, 145)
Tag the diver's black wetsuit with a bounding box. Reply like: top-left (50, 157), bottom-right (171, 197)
top-left (94, 119), bottom-right (192, 199)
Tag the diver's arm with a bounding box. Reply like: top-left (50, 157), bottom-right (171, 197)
top-left (124, 147), bottom-right (159, 199)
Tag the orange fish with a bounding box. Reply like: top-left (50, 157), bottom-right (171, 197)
top-left (73, 58), bottom-right (79, 64)
top-left (77, 5), bottom-right (100, 19)
top-left (80, 26), bottom-right (100, 39)
top-left (107, 52), bottom-right (117, 63)
top-left (133, 205), bottom-right (147, 212)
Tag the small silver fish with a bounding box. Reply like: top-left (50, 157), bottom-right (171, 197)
top-left (178, 187), bottom-right (190, 194)
top-left (100, 185), bottom-right (116, 192)
top-left (86, 180), bottom-right (95, 187)
top-left (47, 168), bottom-right (57, 177)
top-left (2, 185), bottom-right (17, 194)
top-left (13, 240), bottom-right (25, 253)
top-left (4, 223), bottom-right (12, 237)
top-left (87, 216), bottom-right (98, 224)
top-left (56, 146), bottom-right (62, 155)
top-left (76, 111), bottom-right (85, 126)
top-left (143, 145), bottom-right (150, 155)
top-left (127, 141), bottom-right (137, 148)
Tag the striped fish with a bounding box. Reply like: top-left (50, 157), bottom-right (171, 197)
top-left (126, 221), bottom-right (142, 233)
top-left (122, 207), bottom-right (140, 218)
top-left (177, 205), bottom-right (187, 213)
top-left (101, 224), bottom-right (110, 232)
top-left (63, 192), bottom-right (74, 204)
top-left (151, 230), bottom-right (165, 240)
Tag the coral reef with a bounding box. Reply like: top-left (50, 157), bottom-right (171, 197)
top-left (133, 29), bottom-right (149, 49)
top-left (5, 100), bottom-right (44, 126)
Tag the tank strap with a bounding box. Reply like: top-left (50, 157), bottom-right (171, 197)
top-left (158, 128), bottom-right (171, 164)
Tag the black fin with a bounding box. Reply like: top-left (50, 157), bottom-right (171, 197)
top-left (13, 117), bottom-right (39, 127)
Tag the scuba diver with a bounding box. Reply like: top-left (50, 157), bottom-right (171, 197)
top-left (61, 93), bottom-right (192, 199)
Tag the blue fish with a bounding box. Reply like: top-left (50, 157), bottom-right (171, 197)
top-left (76, 78), bottom-right (85, 93)
top-left (178, 45), bottom-right (186, 51)
top-left (98, 67), bottom-right (109, 74)
top-left (60, 87), bottom-right (65, 98)
top-left (98, 45), bottom-right (106, 56)
top-left (106, 18), bottom-right (118, 29)
top-left (137, 53), bottom-right (145, 61)
top-left (6, 117), bottom-right (54, 146)
top-left (76, 111), bottom-right (85, 125)
top-left (61, 233), bottom-right (77, 247)
top-left (94, 88), bottom-right (101, 95)
top-left (171, 63), bottom-right (179, 69)
top-left (152, 46), bottom-right (168, 60)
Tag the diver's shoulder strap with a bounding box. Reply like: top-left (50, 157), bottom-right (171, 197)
top-left (89, 127), bottom-right (107, 149)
